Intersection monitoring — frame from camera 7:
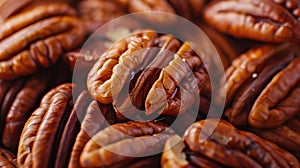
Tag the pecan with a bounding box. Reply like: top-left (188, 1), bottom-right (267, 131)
top-left (80, 121), bottom-right (174, 167)
top-left (68, 101), bottom-right (116, 168)
top-left (166, 0), bottom-right (205, 20)
top-left (203, 0), bottom-right (300, 43)
top-left (248, 115), bottom-right (300, 159)
top-left (0, 147), bottom-right (17, 168)
top-left (179, 119), bottom-right (299, 168)
top-left (0, 3), bottom-right (86, 80)
top-left (225, 43), bottom-right (300, 128)
top-left (17, 84), bottom-right (91, 168)
top-left (87, 30), bottom-right (211, 118)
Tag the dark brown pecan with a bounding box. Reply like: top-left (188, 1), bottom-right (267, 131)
top-left (0, 3), bottom-right (86, 81)
top-left (179, 119), bottom-right (299, 168)
top-left (80, 121), bottom-right (174, 167)
top-left (0, 147), bottom-right (17, 168)
top-left (225, 43), bottom-right (300, 128)
top-left (68, 101), bottom-right (116, 168)
top-left (87, 30), bottom-right (211, 118)
top-left (248, 115), bottom-right (300, 159)
top-left (166, 0), bottom-right (205, 20)
top-left (203, 0), bottom-right (300, 43)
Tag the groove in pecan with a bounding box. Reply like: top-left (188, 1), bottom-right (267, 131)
top-left (183, 119), bottom-right (299, 168)
top-left (68, 101), bottom-right (116, 168)
top-left (87, 30), bottom-right (157, 104)
top-left (203, 0), bottom-right (300, 42)
top-left (17, 83), bottom-right (74, 168)
top-left (80, 121), bottom-right (174, 167)
top-left (0, 148), bottom-right (17, 168)
top-left (0, 3), bottom-right (86, 80)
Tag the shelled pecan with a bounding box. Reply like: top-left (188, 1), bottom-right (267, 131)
top-left (80, 120), bottom-right (174, 167)
top-left (203, 0), bottom-right (300, 43)
top-left (0, 147), bottom-right (17, 168)
top-left (87, 30), bottom-right (211, 119)
top-left (68, 101), bottom-right (116, 168)
top-left (0, 3), bottom-right (86, 81)
top-left (162, 119), bottom-right (299, 168)
top-left (248, 115), bottom-right (300, 159)
top-left (225, 43), bottom-right (300, 128)
top-left (17, 83), bottom-right (91, 168)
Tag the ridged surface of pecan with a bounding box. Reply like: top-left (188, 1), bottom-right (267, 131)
top-left (0, 3), bottom-right (86, 80)
top-left (80, 121), bottom-right (174, 167)
top-left (203, 0), bottom-right (300, 43)
top-left (225, 43), bottom-right (300, 128)
top-left (0, 148), bottom-right (17, 168)
top-left (182, 119), bottom-right (299, 168)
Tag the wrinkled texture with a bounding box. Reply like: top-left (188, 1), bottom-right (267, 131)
top-left (0, 3), bottom-right (86, 80)
top-left (203, 0), bottom-right (300, 43)
top-left (80, 121), bottom-right (174, 167)
top-left (183, 119), bottom-right (299, 168)
top-left (225, 43), bottom-right (300, 128)
top-left (0, 148), bottom-right (17, 168)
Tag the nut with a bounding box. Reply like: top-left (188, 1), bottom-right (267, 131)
top-left (203, 0), bottom-right (300, 43)
top-left (0, 147), bottom-right (17, 168)
top-left (180, 119), bottom-right (299, 167)
top-left (225, 43), bottom-right (300, 128)
top-left (87, 30), bottom-right (211, 118)
top-left (0, 3), bottom-right (86, 80)
top-left (80, 120), bottom-right (174, 167)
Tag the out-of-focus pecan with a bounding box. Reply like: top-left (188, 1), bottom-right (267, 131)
top-left (203, 0), bottom-right (300, 43)
top-left (225, 43), bottom-right (300, 128)
top-left (87, 30), bottom-right (211, 118)
top-left (80, 121), bottom-right (174, 167)
top-left (0, 3), bottom-right (86, 81)
top-left (248, 115), bottom-right (300, 159)
top-left (17, 83), bottom-right (92, 168)
top-left (166, 0), bottom-right (205, 20)
top-left (0, 147), bottom-right (17, 168)
top-left (174, 119), bottom-right (299, 168)
top-left (68, 101), bottom-right (116, 168)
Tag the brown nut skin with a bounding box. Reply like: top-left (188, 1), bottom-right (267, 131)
top-left (80, 121), bottom-right (174, 168)
top-left (0, 3), bottom-right (86, 81)
top-left (181, 119), bottom-right (299, 168)
top-left (225, 43), bottom-right (300, 128)
top-left (0, 147), bottom-right (17, 168)
top-left (203, 0), bottom-right (300, 43)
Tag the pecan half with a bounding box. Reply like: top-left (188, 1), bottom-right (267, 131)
top-left (0, 3), bottom-right (86, 80)
top-left (68, 101), bottom-right (116, 168)
top-left (180, 119), bottom-right (299, 168)
top-left (87, 30), bottom-right (211, 118)
top-left (17, 83), bottom-right (92, 168)
top-left (225, 43), bottom-right (300, 128)
top-left (0, 147), bottom-right (17, 168)
top-left (203, 0), bottom-right (300, 43)
top-left (80, 121), bottom-right (174, 167)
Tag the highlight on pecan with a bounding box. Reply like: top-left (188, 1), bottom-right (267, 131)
top-left (179, 119), bottom-right (299, 168)
top-left (0, 147), bottom-right (17, 168)
top-left (17, 83), bottom-right (91, 168)
top-left (80, 120), bottom-right (174, 167)
top-left (224, 43), bottom-right (300, 128)
top-left (203, 0), bottom-right (300, 43)
top-left (68, 101), bottom-right (116, 168)
top-left (248, 115), bottom-right (300, 159)
top-left (87, 29), bottom-right (211, 118)
top-left (0, 3), bottom-right (86, 81)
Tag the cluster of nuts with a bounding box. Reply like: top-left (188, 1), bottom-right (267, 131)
top-left (0, 0), bottom-right (300, 167)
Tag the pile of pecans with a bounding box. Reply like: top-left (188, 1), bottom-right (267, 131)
top-left (0, 0), bottom-right (300, 167)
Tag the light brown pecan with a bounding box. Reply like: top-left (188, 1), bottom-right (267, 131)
top-left (80, 121), bottom-right (174, 167)
top-left (0, 147), bottom-right (17, 168)
top-left (203, 0), bottom-right (300, 43)
top-left (225, 43), bottom-right (300, 128)
top-left (180, 119), bottom-right (299, 168)
top-left (68, 101), bottom-right (116, 168)
top-left (0, 3), bottom-right (86, 81)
